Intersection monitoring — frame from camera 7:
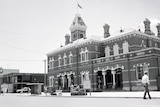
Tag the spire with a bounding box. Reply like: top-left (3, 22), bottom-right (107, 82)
top-left (70, 14), bottom-right (87, 42)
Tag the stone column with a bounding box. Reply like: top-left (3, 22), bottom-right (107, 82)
top-left (62, 75), bottom-right (65, 88)
top-left (81, 73), bottom-right (84, 85)
top-left (111, 70), bottom-right (116, 89)
top-left (67, 74), bottom-right (71, 88)
top-left (102, 72), bottom-right (106, 89)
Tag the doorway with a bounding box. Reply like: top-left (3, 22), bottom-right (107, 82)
top-left (115, 68), bottom-right (123, 89)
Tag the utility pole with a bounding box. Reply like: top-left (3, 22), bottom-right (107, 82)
top-left (127, 54), bottom-right (132, 91)
top-left (76, 47), bottom-right (79, 85)
top-left (43, 60), bottom-right (47, 93)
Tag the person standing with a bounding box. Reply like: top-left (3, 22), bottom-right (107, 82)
top-left (142, 71), bottom-right (151, 99)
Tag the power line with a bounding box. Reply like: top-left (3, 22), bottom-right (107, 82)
top-left (0, 58), bottom-right (43, 62)
top-left (0, 41), bottom-right (45, 55)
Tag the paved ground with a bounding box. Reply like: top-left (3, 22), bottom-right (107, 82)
top-left (0, 93), bottom-right (160, 107)
top-left (0, 92), bottom-right (160, 107)
top-left (41, 91), bottom-right (160, 99)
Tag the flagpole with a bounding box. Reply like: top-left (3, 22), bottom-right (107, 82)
top-left (77, 2), bottom-right (78, 14)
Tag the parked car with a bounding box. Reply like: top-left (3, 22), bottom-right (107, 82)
top-left (70, 85), bottom-right (87, 96)
top-left (16, 87), bottom-right (31, 93)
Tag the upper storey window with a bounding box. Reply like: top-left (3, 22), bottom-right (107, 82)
top-left (48, 57), bottom-right (54, 69)
top-left (69, 51), bottom-right (73, 64)
top-left (122, 41), bottom-right (129, 53)
top-left (113, 43), bottom-right (119, 55)
top-left (63, 53), bottom-right (67, 65)
top-left (141, 40), bottom-right (146, 48)
top-left (58, 55), bottom-right (62, 67)
top-left (155, 43), bottom-right (158, 47)
top-left (105, 46), bottom-right (110, 57)
top-left (80, 47), bottom-right (88, 62)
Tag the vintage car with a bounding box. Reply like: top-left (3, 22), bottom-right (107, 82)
top-left (70, 85), bottom-right (87, 96)
top-left (16, 87), bottom-right (31, 93)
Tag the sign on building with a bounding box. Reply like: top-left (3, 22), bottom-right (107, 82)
top-left (83, 80), bottom-right (91, 89)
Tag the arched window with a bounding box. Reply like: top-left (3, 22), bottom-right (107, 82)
top-left (113, 43), bottom-right (119, 55)
top-left (141, 40), bottom-right (146, 48)
top-left (105, 46), bottom-right (110, 57)
top-left (122, 41), bottom-right (129, 53)
top-left (80, 47), bottom-right (88, 62)
top-left (63, 53), bottom-right (67, 65)
top-left (48, 57), bottom-right (54, 69)
top-left (69, 51), bottom-right (73, 64)
top-left (58, 55), bottom-right (62, 66)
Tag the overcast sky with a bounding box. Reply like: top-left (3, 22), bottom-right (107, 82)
top-left (0, 0), bottom-right (160, 73)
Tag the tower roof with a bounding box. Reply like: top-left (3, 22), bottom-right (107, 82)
top-left (70, 14), bottom-right (87, 32)
top-left (143, 18), bottom-right (151, 24)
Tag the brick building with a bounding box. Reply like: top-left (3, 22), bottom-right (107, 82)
top-left (47, 14), bottom-right (160, 92)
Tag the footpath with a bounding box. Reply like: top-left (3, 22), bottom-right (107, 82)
top-left (2, 91), bottom-right (160, 99)
top-left (40, 91), bottom-right (160, 99)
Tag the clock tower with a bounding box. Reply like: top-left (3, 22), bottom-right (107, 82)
top-left (70, 14), bottom-right (87, 42)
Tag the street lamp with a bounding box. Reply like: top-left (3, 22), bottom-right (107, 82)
top-left (76, 46), bottom-right (79, 85)
top-left (43, 60), bottom-right (47, 93)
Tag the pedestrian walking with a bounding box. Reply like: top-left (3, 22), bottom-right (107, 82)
top-left (142, 71), bottom-right (151, 99)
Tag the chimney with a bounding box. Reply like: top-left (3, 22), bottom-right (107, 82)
top-left (103, 23), bottom-right (110, 38)
top-left (156, 23), bottom-right (160, 37)
top-left (143, 18), bottom-right (151, 35)
top-left (65, 34), bottom-right (70, 45)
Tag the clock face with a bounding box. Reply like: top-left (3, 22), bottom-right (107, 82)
top-left (80, 34), bottom-right (83, 38)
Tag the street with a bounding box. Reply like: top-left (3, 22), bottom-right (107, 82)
top-left (0, 94), bottom-right (160, 107)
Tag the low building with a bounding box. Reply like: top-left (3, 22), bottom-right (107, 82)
top-left (0, 68), bottom-right (19, 92)
top-left (1, 72), bottom-right (46, 93)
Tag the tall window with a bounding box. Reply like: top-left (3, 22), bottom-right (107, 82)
top-left (58, 55), bottom-right (62, 66)
top-left (105, 46), bottom-right (110, 57)
top-left (136, 66), bottom-right (143, 80)
top-left (155, 43), bottom-right (158, 47)
top-left (136, 63), bottom-right (149, 80)
top-left (80, 47), bottom-right (88, 62)
top-left (49, 76), bottom-right (54, 87)
top-left (141, 40), bottom-right (146, 48)
top-left (85, 47), bottom-right (88, 60)
top-left (63, 53), bottom-right (67, 65)
top-left (69, 51), bottom-right (73, 64)
top-left (122, 41), bottom-right (129, 53)
top-left (49, 57), bottom-right (54, 69)
top-left (113, 43), bottom-right (119, 55)
top-left (81, 53), bottom-right (85, 61)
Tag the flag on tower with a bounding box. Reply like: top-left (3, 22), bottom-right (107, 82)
top-left (77, 3), bottom-right (82, 9)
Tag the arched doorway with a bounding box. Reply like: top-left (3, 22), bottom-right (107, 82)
top-left (97, 71), bottom-right (103, 90)
top-left (115, 68), bottom-right (123, 89)
top-left (64, 75), bottom-right (68, 90)
top-left (106, 70), bottom-right (113, 89)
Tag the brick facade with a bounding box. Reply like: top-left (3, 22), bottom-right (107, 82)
top-left (47, 15), bottom-right (160, 92)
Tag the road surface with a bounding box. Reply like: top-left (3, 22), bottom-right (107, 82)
top-left (0, 94), bottom-right (160, 107)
